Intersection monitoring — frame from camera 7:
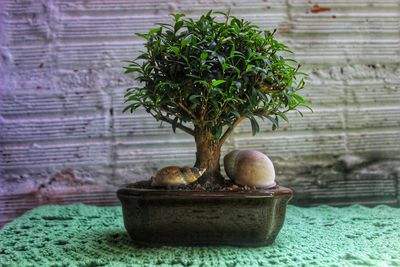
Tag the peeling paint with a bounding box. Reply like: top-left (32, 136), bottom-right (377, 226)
top-left (310, 4), bottom-right (331, 13)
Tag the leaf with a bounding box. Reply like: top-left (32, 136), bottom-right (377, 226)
top-left (135, 33), bottom-right (148, 40)
top-left (213, 125), bottom-right (223, 139)
top-left (266, 115), bottom-right (278, 128)
top-left (174, 21), bottom-right (184, 32)
top-left (256, 90), bottom-right (269, 102)
top-left (155, 23), bottom-right (174, 30)
top-left (291, 93), bottom-right (306, 104)
top-left (249, 117), bottom-right (260, 136)
top-left (172, 13), bottom-right (185, 22)
top-left (125, 95), bottom-right (141, 102)
top-left (171, 47), bottom-right (180, 55)
top-left (124, 89), bottom-right (135, 98)
top-left (194, 80), bottom-right (209, 87)
top-left (214, 11), bottom-right (228, 18)
top-left (148, 27), bottom-right (161, 35)
top-left (266, 115), bottom-right (279, 130)
top-left (296, 78), bottom-right (305, 90)
top-left (181, 55), bottom-right (189, 63)
top-left (123, 67), bottom-right (141, 74)
top-left (181, 38), bottom-right (190, 46)
top-left (212, 80), bottom-right (226, 87)
top-left (205, 10), bottom-right (213, 17)
top-left (217, 55), bottom-right (225, 65)
top-left (171, 117), bottom-right (179, 133)
top-left (246, 64), bottom-right (254, 72)
top-left (304, 105), bottom-right (314, 112)
top-left (255, 55), bottom-right (268, 60)
top-left (189, 95), bottom-right (201, 102)
top-left (122, 103), bottom-right (140, 113)
top-left (297, 110), bottom-right (304, 117)
top-left (229, 44), bottom-right (236, 58)
top-left (231, 110), bottom-right (240, 118)
top-left (122, 105), bottom-right (132, 113)
top-left (272, 117), bottom-right (279, 130)
top-left (200, 52), bottom-right (208, 60)
top-left (221, 62), bottom-right (228, 72)
top-left (187, 73), bottom-right (200, 79)
top-left (135, 53), bottom-right (149, 60)
top-left (278, 112), bottom-right (289, 122)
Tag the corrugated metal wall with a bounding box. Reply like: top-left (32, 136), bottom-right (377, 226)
top-left (1, 0), bottom-right (400, 226)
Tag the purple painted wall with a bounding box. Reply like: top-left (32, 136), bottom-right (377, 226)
top-left (1, 0), bottom-right (400, 226)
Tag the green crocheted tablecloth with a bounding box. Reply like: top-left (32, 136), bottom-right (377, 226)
top-left (0, 204), bottom-right (399, 267)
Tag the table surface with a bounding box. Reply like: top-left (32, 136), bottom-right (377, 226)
top-left (0, 204), bottom-right (399, 267)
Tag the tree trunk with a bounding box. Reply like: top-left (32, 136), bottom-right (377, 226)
top-left (194, 126), bottom-right (224, 185)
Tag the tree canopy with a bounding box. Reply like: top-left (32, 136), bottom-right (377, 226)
top-left (124, 11), bottom-right (309, 145)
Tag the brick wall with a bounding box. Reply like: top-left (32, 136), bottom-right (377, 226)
top-left (1, 0), bottom-right (400, 225)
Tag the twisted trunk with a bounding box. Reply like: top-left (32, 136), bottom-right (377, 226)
top-left (194, 126), bottom-right (224, 185)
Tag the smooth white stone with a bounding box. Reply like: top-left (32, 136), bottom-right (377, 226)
top-left (224, 150), bottom-right (276, 188)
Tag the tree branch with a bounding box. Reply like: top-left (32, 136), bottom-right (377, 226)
top-left (177, 102), bottom-right (197, 121)
top-left (259, 84), bottom-right (284, 94)
top-left (213, 101), bottom-right (229, 122)
top-left (218, 116), bottom-right (246, 147)
top-left (159, 105), bottom-right (182, 119)
top-left (158, 115), bottom-right (195, 136)
top-left (148, 108), bottom-right (195, 136)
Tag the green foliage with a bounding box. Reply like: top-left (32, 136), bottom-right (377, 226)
top-left (123, 10), bottom-right (310, 139)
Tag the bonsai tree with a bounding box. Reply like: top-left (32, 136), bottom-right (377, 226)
top-left (123, 11), bottom-right (309, 186)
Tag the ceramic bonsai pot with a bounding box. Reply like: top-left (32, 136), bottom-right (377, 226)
top-left (117, 184), bottom-right (293, 246)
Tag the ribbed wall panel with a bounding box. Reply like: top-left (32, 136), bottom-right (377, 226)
top-left (1, 116), bottom-right (109, 143)
top-left (1, 0), bottom-right (399, 226)
top-left (0, 91), bottom-right (108, 115)
top-left (1, 142), bottom-right (110, 169)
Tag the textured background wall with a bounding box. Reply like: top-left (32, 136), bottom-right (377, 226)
top-left (1, 0), bottom-right (400, 225)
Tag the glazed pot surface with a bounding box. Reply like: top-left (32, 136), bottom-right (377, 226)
top-left (117, 184), bottom-right (293, 246)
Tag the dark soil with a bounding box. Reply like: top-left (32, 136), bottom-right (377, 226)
top-left (128, 179), bottom-right (261, 192)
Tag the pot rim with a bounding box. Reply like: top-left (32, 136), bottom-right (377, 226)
top-left (117, 183), bottom-right (293, 199)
